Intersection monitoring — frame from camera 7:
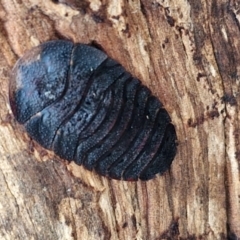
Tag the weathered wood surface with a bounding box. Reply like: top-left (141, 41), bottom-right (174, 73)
top-left (0, 0), bottom-right (239, 239)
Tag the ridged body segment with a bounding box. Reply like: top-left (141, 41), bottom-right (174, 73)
top-left (9, 40), bottom-right (177, 181)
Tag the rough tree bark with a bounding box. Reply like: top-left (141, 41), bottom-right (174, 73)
top-left (0, 0), bottom-right (239, 239)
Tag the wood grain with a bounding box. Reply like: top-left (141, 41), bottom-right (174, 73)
top-left (0, 0), bottom-right (239, 239)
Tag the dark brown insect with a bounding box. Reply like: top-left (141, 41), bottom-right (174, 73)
top-left (9, 40), bottom-right (177, 181)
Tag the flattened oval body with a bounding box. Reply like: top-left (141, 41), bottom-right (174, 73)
top-left (9, 40), bottom-right (177, 181)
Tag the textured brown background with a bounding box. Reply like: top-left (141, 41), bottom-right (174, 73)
top-left (0, 0), bottom-right (239, 239)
